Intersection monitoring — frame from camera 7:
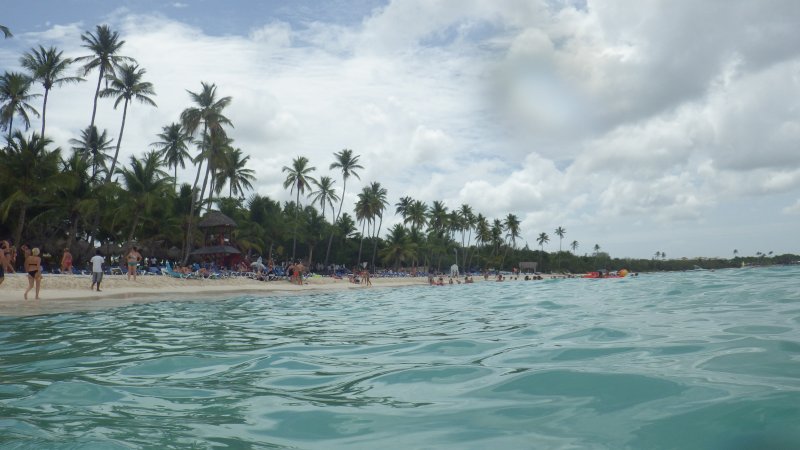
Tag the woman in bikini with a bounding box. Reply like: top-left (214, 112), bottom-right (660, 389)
top-left (126, 246), bottom-right (142, 281)
top-left (61, 248), bottom-right (73, 274)
top-left (0, 240), bottom-right (12, 275)
top-left (24, 247), bottom-right (42, 300)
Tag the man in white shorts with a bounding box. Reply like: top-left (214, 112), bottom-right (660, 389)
top-left (90, 249), bottom-right (105, 292)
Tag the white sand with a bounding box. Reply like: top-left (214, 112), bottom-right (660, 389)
top-left (0, 273), bottom-right (430, 316)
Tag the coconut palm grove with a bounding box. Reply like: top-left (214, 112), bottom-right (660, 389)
top-left (1, 24), bottom-right (796, 274)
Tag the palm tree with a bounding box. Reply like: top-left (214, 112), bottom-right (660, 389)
top-left (282, 155), bottom-right (317, 261)
top-left (119, 151), bottom-right (172, 242)
top-left (554, 226), bottom-right (566, 269)
top-left (504, 214), bottom-right (521, 247)
top-left (324, 149), bottom-right (363, 268)
top-left (0, 131), bottom-right (61, 245)
top-left (594, 244), bottom-right (601, 255)
top-left (427, 201), bottom-right (449, 234)
top-left (570, 240), bottom-right (579, 254)
top-left (76, 25), bottom-right (135, 130)
top-left (310, 176), bottom-right (339, 221)
top-left (395, 196), bottom-right (413, 221)
top-left (354, 186), bottom-right (375, 264)
top-left (380, 224), bottom-right (416, 270)
top-left (182, 82), bottom-right (233, 198)
top-left (180, 82), bottom-right (232, 262)
top-left (489, 219), bottom-right (505, 265)
top-left (733, 249), bottom-right (739, 259)
top-left (215, 147), bottom-right (255, 199)
top-left (554, 226), bottom-right (566, 252)
top-left (406, 200), bottom-right (428, 231)
top-left (1, 25), bottom-right (11, 38)
top-left (354, 187), bottom-right (372, 268)
top-left (367, 181), bottom-right (389, 271)
top-left (0, 72), bottom-right (40, 141)
top-left (99, 63), bottom-right (156, 182)
top-left (201, 128), bottom-right (234, 209)
top-left (473, 214), bottom-right (490, 268)
top-left (537, 231), bottom-right (549, 271)
top-left (57, 151), bottom-right (99, 250)
top-left (20, 46), bottom-right (84, 137)
top-left (70, 125), bottom-right (114, 179)
top-left (501, 213), bottom-right (521, 269)
top-left (151, 123), bottom-right (191, 190)
top-left (458, 204), bottom-right (475, 269)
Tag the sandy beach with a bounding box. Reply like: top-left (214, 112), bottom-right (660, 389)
top-left (0, 273), bottom-right (431, 316)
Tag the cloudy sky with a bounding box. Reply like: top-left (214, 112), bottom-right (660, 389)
top-left (3, 0), bottom-right (800, 258)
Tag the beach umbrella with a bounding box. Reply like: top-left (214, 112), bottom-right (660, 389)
top-left (250, 256), bottom-right (265, 271)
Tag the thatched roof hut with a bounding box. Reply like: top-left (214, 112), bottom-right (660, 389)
top-left (198, 211), bottom-right (237, 228)
top-left (190, 211), bottom-right (241, 267)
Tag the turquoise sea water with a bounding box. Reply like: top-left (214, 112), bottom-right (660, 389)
top-left (1, 267), bottom-right (799, 449)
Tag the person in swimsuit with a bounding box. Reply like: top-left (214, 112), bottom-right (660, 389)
top-left (61, 248), bottom-right (73, 274)
top-left (0, 241), bottom-right (7, 287)
top-left (295, 261), bottom-right (305, 285)
top-left (24, 247), bottom-right (42, 300)
top-left (126, 246), bottom-right (142, 281)
top-left (18, 244), bottom-right (30, 272)
top-left (1, 240), bottom-right (12, 274)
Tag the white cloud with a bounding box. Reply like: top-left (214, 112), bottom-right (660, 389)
top-left (3, 0), bottom-right (800, 257)
top-left (783, 199), bottom-right (800, 215)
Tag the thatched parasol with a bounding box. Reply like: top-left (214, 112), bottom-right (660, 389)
top-left (198, 211), bottom-right (237, 228)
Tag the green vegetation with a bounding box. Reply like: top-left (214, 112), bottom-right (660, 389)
top-left (2, 24), bottom-right (799, 274)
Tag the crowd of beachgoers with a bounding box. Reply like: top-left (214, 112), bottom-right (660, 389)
top-left (1, 237), bottom-right (592, 310)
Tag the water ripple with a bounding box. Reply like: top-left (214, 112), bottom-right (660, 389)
top-left (0, 266), bottom-right (799, 448)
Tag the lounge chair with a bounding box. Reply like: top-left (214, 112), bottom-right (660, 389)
top-left (163, 262), bottom-right (195, 279)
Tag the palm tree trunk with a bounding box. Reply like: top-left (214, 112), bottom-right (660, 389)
top-left (89, 67), bottom-right (104, 129)
top-left (7, 115), bottom-right (13, 142)
top-left (198, 162), bottom-right (212, 215)
top-left (105, 99), bottom-right (129, 183)
top-left (66, 211), bottom-right (79, 250)
top-left (127, 208), bottom-right (141, 243)
top-left (40, 88), bottom-right (50, 136)
top-left (356, 220), bottom-right (365, 268)
top-left (323, 178), bottom-right (347, 269)
top-left (371, 214), bottom-right (383, 271)
top-left (182, 124), bottom-right (208, 263)
top-left (465, 229), bottom-right (472, 270)
top-left (13, 206), bottom-right (27, 251)
top-left (291, 189), bottom-right (299, 261)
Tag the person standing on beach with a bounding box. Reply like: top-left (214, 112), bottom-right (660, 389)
top-left (362, 268), bottom-right (371, 287)
top-left (294, 261), bottom-right (305, 285)
top-left (0, 241), bottom-right (7, 287)
top-left (1, 240), bottom-right (13, 274)
top-left (24, 247), bottom-right (42, 300)
top-left (61, 248), bottom-right (73, 274)
top-left (126, 246), bottom-right (142, 281)
top-left (18, 244), bottom-right (30, 272)
top-left (90, 249), bottom-right (105, 291)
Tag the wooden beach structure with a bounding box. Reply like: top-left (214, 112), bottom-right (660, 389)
top-left (189, 211), bottom-right (241, 267)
